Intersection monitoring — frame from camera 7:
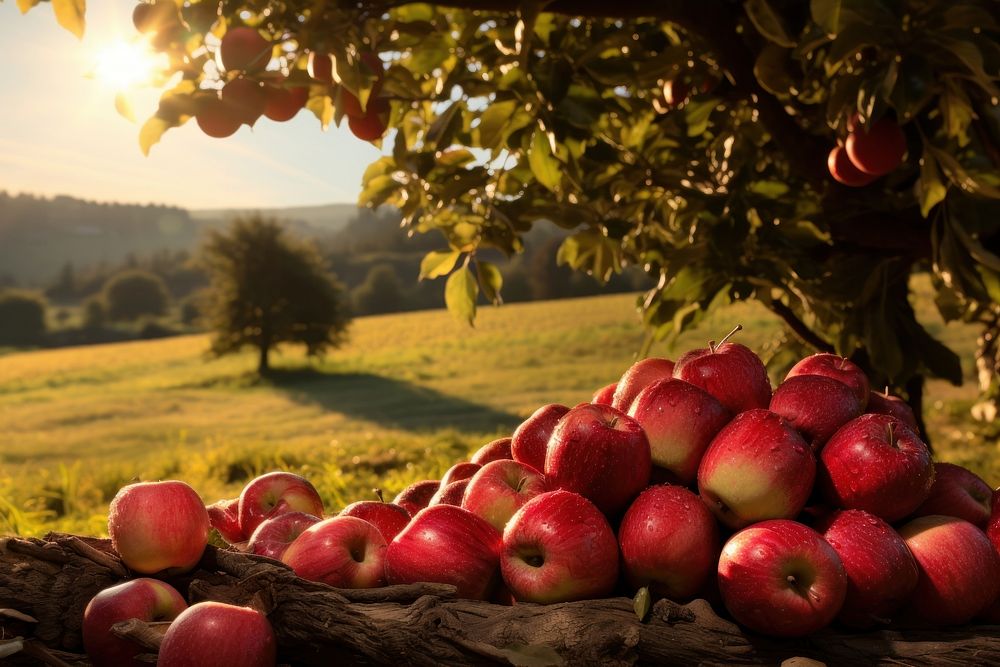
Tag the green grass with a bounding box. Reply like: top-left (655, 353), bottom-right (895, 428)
top-left (0, 284), bottom-right (994, 537)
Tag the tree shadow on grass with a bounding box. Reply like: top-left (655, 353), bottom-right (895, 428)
top-left (264, 368), bottom-right (521, 434)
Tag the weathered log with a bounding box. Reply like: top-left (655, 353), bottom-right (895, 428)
top-left (2, 533), bottom-right (999, 666)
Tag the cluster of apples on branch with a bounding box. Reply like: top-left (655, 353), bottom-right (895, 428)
top-left (82, 326), bottom-right (1000, 665)
top-left (133, 3), bottom-right (388, 143)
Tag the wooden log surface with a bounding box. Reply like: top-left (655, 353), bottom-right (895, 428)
top-left (2, 533), bottom-right (999, 666)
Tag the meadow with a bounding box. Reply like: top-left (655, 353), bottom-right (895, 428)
top-left (1, 287), bottom-right (995, 537)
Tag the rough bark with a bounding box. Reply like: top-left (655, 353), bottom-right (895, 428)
top-left (3, 533), bottom-right (1000, 666)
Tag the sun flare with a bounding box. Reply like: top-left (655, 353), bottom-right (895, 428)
top-left (92, 40), bottom-right (164, 90)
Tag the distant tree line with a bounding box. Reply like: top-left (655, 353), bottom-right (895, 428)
top-left (0, 207), bottom-right (650, 350)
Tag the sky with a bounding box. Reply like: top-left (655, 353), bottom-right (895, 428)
top-left (0, 1), bottom-right (383, 210)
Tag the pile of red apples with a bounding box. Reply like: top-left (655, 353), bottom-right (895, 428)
top-left (84, 327), bottom-right (1000, 665)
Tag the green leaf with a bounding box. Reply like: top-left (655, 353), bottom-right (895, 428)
top-left (927, 146), bottom-right (1000, 198)
top-left (811, 0), bottom-right (842, 36)
top-left (496, 643), bottom-right (565, 667)
top-left (391, 3), bottom-right (435, 22)
top-left (826, 23), bottom-right (880, 65)
top-left (917, 149), bottom-right (947, 218)
top-left (114, 92), bottom-right (135, 123)
top-left (557, 230), bottom-right (620, 283)
top-left (16, 0), bottom-right (42, 13)
top-left (419, 250), bottom-right (461, 280)
top-left (748, 180), bottom-right (790, 198)
top-left (684, 99), bottom-right (716, 137)
top-left (427, 100), bottom-right (463, 150)
top-left (476, 260), bottom-right (503, 305)
top-left (306, 94), bottom-right (335, 131)
top-left (754, 45), bottom-right (795, 97)
top-left (528, 128), bottom-right (561, 192)
top-left (633, 586), bottom-right (651, 621)
top-left (445, 266), bottom-right (478, 326)
top-left (745, 0), bottom-right (795, 48)
top-left (138, 116), bottom-right (171, 156)
top-left (52, 0), bottom-right (85, 38)
top-left (358, 174), bottom-right (401, 209)
top-left (477, 100), bottom-right (519, 149)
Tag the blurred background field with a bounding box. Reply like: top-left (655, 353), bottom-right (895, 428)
top-left (1, 283), bottom-right (995, 537)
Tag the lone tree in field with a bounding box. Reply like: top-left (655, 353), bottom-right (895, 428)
top-left (102, 269), bottom-right (171, 322)
top-left (199, 216), bottom-right (350, 375)
top-left (0, 290), bottom-right (47, 347)
top-left (24, 0), bottom-right (1000, 422)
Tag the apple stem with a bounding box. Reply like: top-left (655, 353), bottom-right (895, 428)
top-left (710, 324), bottom-right (743, 353)
top-left (886, 421), bottom-right (897, 448)
top-left (374, 488), bottom-right (385, 503)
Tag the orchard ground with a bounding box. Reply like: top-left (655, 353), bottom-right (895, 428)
top-left (1, 280), bottom-right (994, 537)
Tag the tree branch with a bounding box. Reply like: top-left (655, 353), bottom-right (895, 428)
top-left (769, 299), bottom-right (835, 353)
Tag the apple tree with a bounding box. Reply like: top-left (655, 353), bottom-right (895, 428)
top-left (198, 216), bottom-right (351, 374)
top-left (16, 0), bottom-right (1000, 428)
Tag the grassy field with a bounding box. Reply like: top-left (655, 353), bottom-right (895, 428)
top-left (0, 287), bottom-right (995, 537)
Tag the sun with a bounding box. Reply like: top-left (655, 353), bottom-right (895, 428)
top-left (92, 40), bottom-right (164, 90)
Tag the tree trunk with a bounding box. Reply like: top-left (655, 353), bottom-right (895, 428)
top-left (258, 342), bottom-right (270, 375)
top-left (3, 534), bottom-right (999, 666)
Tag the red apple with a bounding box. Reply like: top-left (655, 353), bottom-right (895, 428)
top-left (263, 80), bottom-right (309, 122)
top-left (816, 509), bottom-right (919, 628)
top-left (845, 117), bottom-right (907, 176)
top-left (697, 409), bottom-right (815, 530)
top-left (470, 437), bottom-right (513, 465)
top-left (392, 479), bottom-right (439, 516)
top-left (619, 485), bottom-right (719, 600)
top-left (899, 515), bottom-right (1000, 625)
top-left (308, 51), bottom-right (335, 83)
top-left (340, 496), bottom-right (411, 543)
top-left (662, 78), bottom-right (690, 107)
top-left (591, 382), bottom-right (617, 405)
top-left (611, 357), bottom-right (675, 412)
top-left (866, 390), bottom-right (919, 431)
top-left (785, 353), bottom-right (870, 410)
top-left (501, 490), bottom-right (618, 603)
top-left (627, 378), bottom-right (731, 485)
top-left (820, 414), bottom-right (934, 522)
top-left (545, 403), bottom-right (651, 516)
top-left (83, 578), bottom-right (187, 667)
top-left (988, 493), bottom-right (1000, 553)
top-left (385, 505), bottom-right (501, 600)
top-left (157, 601), bottom-right (276, 667)
top-left (246, 511), bottom-right (320, 561)
top-left (718, 519), bottom-right (847, 637)
top-left (462, 459), bottom-right (548, 531)
top-left (206, 497), bottom-right (245, 545)
top-left (512, 404), bottom-right (570, 472)
top-left (218, 27), bottom-right (271, 73)
top-left (108, 480), bottom-right (210, 575)
top-left (440, 461), bottom-right (481, 487)
top-left (221, 77), bottom-right (266, 127)
top-left (238, 471), bottom-right (325, 537)
top-left (673, 329), bottom-right (771, 414)
top-left (769, 375), bottom-right (863, 450)
top-left (911, 462), bottom-right (993, 528)
top-left (281, 515), bottom-right (387, 588)
top-left (428, 478), bottom-right (471, 506)
top-left (827, 144), bottom-right (878, 187)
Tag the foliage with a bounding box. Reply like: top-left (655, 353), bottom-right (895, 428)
top-left (198, 215), bottom-right (351, 374)
top-left (353, 264), bottom-right (405, 315)
top-left (81, 295), bottom-right (107, 330)
top-left (102, 269), bottom-right (171, 321)
top-left (0, 290), bottom-right (47, 346)
top-left (16, 0), bottom-right (1000, 414)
